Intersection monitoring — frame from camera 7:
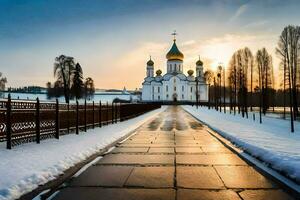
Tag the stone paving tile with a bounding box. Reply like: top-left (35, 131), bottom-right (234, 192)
top-left (177, 166), bottom-right (224, 189)
top-left (176, 154), bottom-right (247, 165)
top-left (125, 167), bottom-right (174, 188)
top-left (175, 147), bottom-right (203, 153)
top-left (123, 139), bottom-right (153, 144)
top-left (112, 147), bottom-right (149, 153)
top-left (148, 147), bottom-right (175, 153)
top-left (175, 144), bottom-right (202, 147)
top-left (177, 189), bottom-right (241, 200)
top-left (97, 154), bottom-right (174, 165)
top-left (53, 188), bottom-right (176, 200)
top-left (201, 146), bottom-right (233, 154)
top-left (70, 166), bottom-right (133, 187)
top-left (239, 189), bottom-right (295, 200)
top-left (119, 143), bottom-right (175, 148)
top-left (176, 140), bottom-right (199, 144)
top-left (215, 166), bottom-right (276, 189)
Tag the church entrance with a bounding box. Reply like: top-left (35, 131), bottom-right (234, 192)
top-left (172, 93), bottom-right (178, 102)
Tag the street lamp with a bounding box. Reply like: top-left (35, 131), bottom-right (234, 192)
top-left (217, 65), bottom-right (222, 112)
top-left (196, 78), bottom-right (199, 109)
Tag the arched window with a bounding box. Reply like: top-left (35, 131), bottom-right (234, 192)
top-left (175, 64), bottom-right (177, 71)
top-left (174, 86), bottom-right (176, 91)
top-left (158, 87), bottom-right (160, 93)
top-left (182, 86), bottom-right (184, 91)
top-left (166, 94), bottom-right (169, 99)
top-left (190, 87), bottom-right (193, 92)
top-left (182, 94), bottom-right (184, 99)
top-left (166, 85), bottom-right (168, 92)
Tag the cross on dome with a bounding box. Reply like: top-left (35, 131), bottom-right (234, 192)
top-left (171, 30), bottom-right (177, 41)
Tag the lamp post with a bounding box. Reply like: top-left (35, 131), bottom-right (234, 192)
top-left (196, 78), bottom-right (199, 109)
top-left (223, 66), bottom-right (226, 113)
top-left (217, 65), bottom-right (222, 113)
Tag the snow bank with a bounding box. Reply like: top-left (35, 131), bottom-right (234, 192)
top-left (183, 106), bottom-right (300, 184)
top-left (0, 107), bottom-right (166, 200)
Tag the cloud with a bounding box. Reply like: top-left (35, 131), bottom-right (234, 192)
top-left (229, 4), bottom-right (248, 22)
top-left (243, 20), bottom-right (269, 29)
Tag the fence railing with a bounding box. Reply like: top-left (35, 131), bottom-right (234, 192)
top-left (0, 95), bottom-right (161, 149)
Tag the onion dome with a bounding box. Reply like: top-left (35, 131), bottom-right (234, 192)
top-left (196, 56), bottom-right (203, 66)
top-left (187, 69), bottom-right (194, 76)
top-left (166, 40), bottom-right (184, 61)
top-left (147, 57), bottom-right (154, 66)
top-left (156, 69), bottom-right (162, 76)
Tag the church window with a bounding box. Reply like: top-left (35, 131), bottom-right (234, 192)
top-left (190, 95), bottom-right (192, 100)
top-left (158, 95), bottom-right (160, 100)
top-left (190, 87), bottom-right (193, 92)
top-left (175, 64), bottom-right (177, 70)
top-left (166, 94), bottom-right (169, 99)
top-left (174, 86), bottom-right (176, 91)
top-left (152, 86), bottom-right (154, 93)
top-left (166, 85), bottom-right (168, 92)
top-left (182, 94), bottom-right (184, 99)
top-left (152, 94), bottom-right (154, 100)
top-left (182, 86), bottom-right (184, 91)
top-left (174, 78), bottom-right (176, 83)
top-left (158, 87), bottom-right (160, 93)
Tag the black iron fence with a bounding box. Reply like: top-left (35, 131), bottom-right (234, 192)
top-left (0, 95), bottom-right (160, 149)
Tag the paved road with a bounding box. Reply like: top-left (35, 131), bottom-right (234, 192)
top-left (53, 106), bottom-right (294, 200)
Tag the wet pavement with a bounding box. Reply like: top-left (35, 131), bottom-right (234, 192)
top-left (52, 106), bottom-right (295, 200)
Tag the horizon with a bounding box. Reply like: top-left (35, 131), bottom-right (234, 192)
top-left (1, 0), bottom-right (300, 89)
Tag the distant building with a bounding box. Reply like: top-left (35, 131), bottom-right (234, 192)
top-left (141, 36), bottom-right (208, 103)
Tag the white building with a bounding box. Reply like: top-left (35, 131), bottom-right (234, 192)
top-left (142, 38), bottom-right (208, 103)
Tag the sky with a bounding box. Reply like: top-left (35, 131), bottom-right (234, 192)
top-left (0, 0), bottom-right (300, 89)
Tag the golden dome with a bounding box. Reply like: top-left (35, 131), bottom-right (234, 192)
top-left (166, 40), bottom-right (184, 61)
top-left (196, 56), bottom-right (203, 66)
top-left (156, 69), bottom-right (162, 76)
top-left (147, 57), bottom-right (154, 66)
top-left (187, 69), bottom-right (194, 76)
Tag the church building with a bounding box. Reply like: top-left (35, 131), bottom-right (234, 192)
top-left (141, 36), bottom-right (209, 103)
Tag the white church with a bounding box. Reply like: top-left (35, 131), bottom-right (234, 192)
top-left (141, 36), bottom-right (209, 103)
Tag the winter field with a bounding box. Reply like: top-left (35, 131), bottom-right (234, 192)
top-left (183, 105), bottom-right (300, 185)
top-left (0, 107), bottom-right (165, 200)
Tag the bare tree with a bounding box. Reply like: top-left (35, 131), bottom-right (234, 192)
top-left (54, 55), bottom-right (75, 103)
top-left (276, 25), bottom-right (300, 132)
top-left (0, 72), bottom-right (7, 98)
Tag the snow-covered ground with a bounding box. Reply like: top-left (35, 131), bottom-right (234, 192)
top-left (0, 107), bottom-right (165, 200)
top-left (183, 105), bottom-right (300, 184)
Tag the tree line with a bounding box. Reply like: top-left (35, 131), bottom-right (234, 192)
top-left (46, 55), bottom-right (95, 103)
top-left (203, 25), bottom-right (300, 132)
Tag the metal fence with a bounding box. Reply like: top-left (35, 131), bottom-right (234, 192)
top-left (0, 96), bottom-right (161, 149)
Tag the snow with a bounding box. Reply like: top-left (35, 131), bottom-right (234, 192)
top-left (0, 107), bottom-right (165, 200)
top-left (183, 106), bottom-right (300, 184)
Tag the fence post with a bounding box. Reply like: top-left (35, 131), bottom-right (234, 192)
top-left (92, 101), bottom-right (95, 128)
top-left (76, 100), bottom-right (79, 135)
top-left (67, 102), bottom-right (70, 133)
top-left (99, 101), bottom-right (102, 127)
top-left (84, 99), bottom-right (87, 132)
top-left (6, 94), bottom-right (12, 149)
top-left (36, 97), bottom-right (40, 144)
top-left (114, 103), bottom-right (118, 123)
top-left (119, 102), bottom-right (122, 122)
top-left (112, 102), bottom-right (114, 124)
top-left (55, 99), bottom-right (59, 139)
top-left (106, 101), bottom-right (109, 125)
